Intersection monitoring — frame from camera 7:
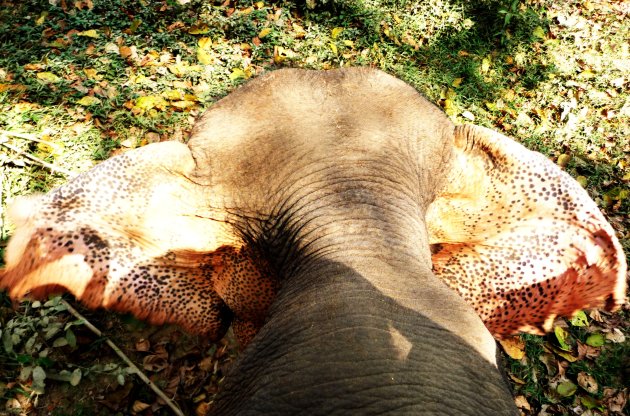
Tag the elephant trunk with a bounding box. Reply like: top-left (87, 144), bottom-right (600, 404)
top-left (210, 255), bottom-right (518, 415)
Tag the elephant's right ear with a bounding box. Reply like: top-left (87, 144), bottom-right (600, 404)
top-left (0, 142), bottom-right (238, 340)
top-left (427, 124), bottom-right (627, 338)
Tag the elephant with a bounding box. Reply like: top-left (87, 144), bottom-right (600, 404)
top-left (1, 68), bottom-right (626, 415)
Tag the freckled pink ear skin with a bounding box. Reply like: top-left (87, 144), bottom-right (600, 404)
top-left (427, 124), bottom-right (627, 338)
top-left (0, 142), bottom-right (279, 349)
top-left (0, 142), bottom-right (236, 341)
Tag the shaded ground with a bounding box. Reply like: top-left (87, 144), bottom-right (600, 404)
top-left (0, 0), bottom-right (628, 415)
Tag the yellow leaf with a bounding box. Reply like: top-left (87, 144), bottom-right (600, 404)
top-left (484, 101), bottom-right (497, 111)
top-left (443, 99), bottom-right (457, 116)
top-left (36, 72), bottom-right (62, 83)
top-left (162, 90), bottom-right (183, 100)
top-left (509, 374), bottom-right (526, 384)
top-left (499, 336), bottom-right (525, 360)
top-left (198, 37), bottom-right (212, 50)
top-left (13, 103), bottom-right (40, 113)
top-left (120, 138), bottom-right (136, 148)
top-left (554, 326), bottom-right (571, 350)
top-left (292, 23), bottom-right (306, 38)
top-left (502, 89), bottom-right (515, 101)
top-left (83, 68), bottom-right (101, 80)
top-left (188, 23), bottom-right (210, 34)
top-left (197, 48), bottom-right (213, 65)
top-left (77, 96), bottom-right (101, 106)
top-left (35, 11), bottom-right (48, 26)
top-left (77, 29), bottom-right (99, 38)
top-left (556, 153), bottom-right (571, 168)
top-left (229, 68), bottom-right (247, 81)
top-left (134, 95), bottom-right (168, 113)
top-left (132, 401), bottom-right (151, 413)
top-left (343, 40), bottom-right (354, 47)
top-left (331, 27), bottom-right (344, 39)
top-left (273, 46), bottom-right (295, 64)
top-left (172, 80), bottom-right (190, 90)
top-left (36, 135), bottom-right (63, 156)
top-left (171, 100), bottom-right (196, 109)
top-left (255, 1), bottom-right (264, 8)
top-left (402, 35), bottom-right (418, 48)
top-left (329, 42), bottom-right (338, 55)
top-left (168, 62), bottom-right (188, 77)
top-left (452, 77), bottom-right (463, 88)
top-left (550, 345), bottom-right (578, 362)
top-left (481, 57), bottom-right (491, 74)
top-left (258, 28), bottom-right (272, 39)
top-left (576, 176), bottom-right (588, 187)
top-left (532, 26), bottom-right (546, 40)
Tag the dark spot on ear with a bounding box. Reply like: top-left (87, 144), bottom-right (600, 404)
top-left (430, 244), bottom-right (443, 255)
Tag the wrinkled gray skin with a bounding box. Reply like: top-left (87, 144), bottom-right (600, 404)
top-left (185, 68), bottom-right (517, 415)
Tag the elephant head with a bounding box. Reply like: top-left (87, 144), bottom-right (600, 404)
top-left (1, 68), bottom-right (626, 415)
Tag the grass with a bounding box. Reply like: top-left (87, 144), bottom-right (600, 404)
top-left (0, 0), bottom-right (628, 414)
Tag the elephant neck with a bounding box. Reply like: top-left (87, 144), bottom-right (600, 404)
top-left (246, 195), bottom-right (499, 367)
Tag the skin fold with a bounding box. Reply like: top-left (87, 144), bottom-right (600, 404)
top-left (0, 68), bottom-right (626, 415)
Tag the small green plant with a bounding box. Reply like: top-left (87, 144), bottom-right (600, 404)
top-left (2, 297), bottom-right (79, 395)
top-left (1, 296), bottom-right (136, 403)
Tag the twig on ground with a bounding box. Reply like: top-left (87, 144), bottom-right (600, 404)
top-left (0, 129), bottom-right (60, 147)
top-left (60, 299), bottom-right (185, 416)
top-left (0, 141), bottom-right (74, 176)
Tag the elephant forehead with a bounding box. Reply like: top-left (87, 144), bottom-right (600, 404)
top-left (187, 68), bottom-right (454, 199)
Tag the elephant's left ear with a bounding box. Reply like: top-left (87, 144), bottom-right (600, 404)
top-left (427, 124), bottom-right (627, 338)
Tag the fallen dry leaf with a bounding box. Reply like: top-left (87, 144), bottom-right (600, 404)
top-left (514, 395), bottom-right (531, 411)
top-left (499, 336), bottom-right (526, 360)
top-left (576, 341), bottom-right (601, 360)
top-left (603, 388), bottom-right (628, 413)
top-left (577, 372), bottom-right (598, 394)
top-left (142, 355), bottom-right (168, 372)
top-left (135, 339), bottom-right (150, 352)
top-left (36, 72), bottom-right (62, 83)
top-left (131, 400), bottom-right (150, 413)
top-left (605, 328), bottom-right (626, 343)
